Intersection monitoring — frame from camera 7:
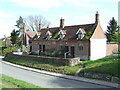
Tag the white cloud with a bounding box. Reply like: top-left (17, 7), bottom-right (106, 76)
top-left (61, 0), bottom-right (118, 7)
top-left (9, 0), bottom-right (62, 11)
top-left (0, 22), bottom-right (13, 38)
top-left (0, 11), bottom-right (14, 18)
top-left (61, 0), bottom-right (91, 7)
top-left (93, 0), bottom-right (119, 3)
top-left (4, 0), bottom-right (119, 12)
top-left (62, 0), bottom-right (119, 12)
top-left (0, 0), bottom-right (118, 38)
top-left (0, 11), bottom-right (16, 38)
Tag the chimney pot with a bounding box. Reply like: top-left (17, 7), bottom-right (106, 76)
top-left (23, 23), bottom-right (26, 33)
top-left (39, 24), bottom-right (42, 31)
top-left (23, 23), bottom-right (27, 46)
top-left (60, 17), bottom-right (64, 29)
top-left (47, 25), bottom-right (49, 29)
top-left (95, 11), bottom-right (99, 24)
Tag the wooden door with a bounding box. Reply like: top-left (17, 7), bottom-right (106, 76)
top-left (70, 46), bottom-right (75, 58)
top-left (65, 46), bottom-right (69, 52)
top-left (30, 46), bottom-right (32, 52)
top-left (39, 45), bottom-right (42, 51)
top-left (43, 45), bottom-right (45, 53)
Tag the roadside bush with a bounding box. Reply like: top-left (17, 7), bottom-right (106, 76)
top-left (45, 49), bottom-right (64, 58)
top-left (2, 46), bottom-right (21, 56)
top-left (51, 50), bottom-right (62, 57)
top-left (0, 50), bottom-right (2, 55)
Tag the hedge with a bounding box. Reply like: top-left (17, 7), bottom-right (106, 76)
top-left (5, 53), bottom-right (80, 66)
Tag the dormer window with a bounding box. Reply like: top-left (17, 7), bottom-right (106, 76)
top-left (58, 30), bottom-right (66, 40)
top-left (77, 33), bottom-right (84, 40)
top-left (46, 31), bottom-right (52, 40)
top-left (59, 33), bottom-right (63, 40)
top-left (76, 28), bottom-right (86, 40)
top-left (37, 33), bottom-right (40, 39)
top-left (33, 32), bottom-right (41, 40)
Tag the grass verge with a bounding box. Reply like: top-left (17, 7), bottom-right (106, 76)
top-left (81, 57), bottom-right (120, 78)
top-left (3, 55), bottom-right (119, 78)
top-left (0, 74), bottom-right (43, 88)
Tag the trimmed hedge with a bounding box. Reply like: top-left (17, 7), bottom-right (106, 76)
top-left (4, 53), bottom-right (81, 75)
top-left (5, 53), bottom-right (80, 66)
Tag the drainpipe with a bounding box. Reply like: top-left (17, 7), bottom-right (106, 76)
top-left (64, 51), bottom-right (70, 59)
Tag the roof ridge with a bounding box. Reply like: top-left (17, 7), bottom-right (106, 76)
top-left (65, 23), bottom-right (95, 27)
top-left (41, 23), bottom-right (95, 30)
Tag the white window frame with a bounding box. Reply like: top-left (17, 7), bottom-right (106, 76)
top-left (46, 31), bottom-right (52, 40)
top-left (77, 33), bottom-right (84, 40)
top-left (58, 31), bottom-right (65, 40)
top-left (76, 28), bottom-right (85, 40)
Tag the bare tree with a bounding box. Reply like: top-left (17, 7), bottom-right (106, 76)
top-left (24, 15), bottom-right (50, 32)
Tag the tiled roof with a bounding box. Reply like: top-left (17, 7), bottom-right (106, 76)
top-left (76, 28), bottom-right (86, 34)
top-left (91, 22), bottom-right (106, 39)
top-left (36, 23), bottom-right (96, 40)
top-left (58, 30), bottom-right (67, 35)
top-left (25, 32), bottom-right (36, 39)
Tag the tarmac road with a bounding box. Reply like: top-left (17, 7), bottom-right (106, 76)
top-left (0, 58), bottom-right (111, 88)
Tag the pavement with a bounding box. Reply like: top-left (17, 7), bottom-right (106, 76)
top-left (0, 56), bottom-right (119, 88)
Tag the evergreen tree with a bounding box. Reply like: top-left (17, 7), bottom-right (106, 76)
top-left (105, 17), bottom-right (117, 42)
top-left (10, 29), bottom-right (19, 45)
top-left (15, 16), bottom-right (24, 35)
top-left (115, 26), bottom-right (120, 43)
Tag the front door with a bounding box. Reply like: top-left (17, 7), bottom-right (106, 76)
top-left (30, 46), bottom-right (32, 52)
top-left (65, 46), bottom-right (69, 52)
top-left (70, 46), bottom-right (75, 58)
top-left (39, 45), bottom-right (42, 51)
top-left (43, 45), bottom-right (45, 53)
top-left (39, 45), bottom-right (42, 55)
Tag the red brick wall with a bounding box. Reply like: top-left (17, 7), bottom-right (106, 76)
top-left (32, 40), bottom-right (90, 60)
top-left (107, 43), bottom-right (118, 55)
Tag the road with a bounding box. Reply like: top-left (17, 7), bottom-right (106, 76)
top-left (0, 58), bottom-right (110, 88)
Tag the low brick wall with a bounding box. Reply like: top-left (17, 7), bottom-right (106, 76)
top-left (5, 53), bottom-right (80, 66)
top-left (107, 43), bottom-right (118, 55)
top-left (78, 71), bottom-right (120, 83)
top-left (79, 71), bottom-right (112, 81)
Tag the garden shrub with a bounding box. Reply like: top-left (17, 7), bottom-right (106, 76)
top-left (45, 49), bottom-right (64, 57)
top-left (2, 46), bottom-right (21, 55)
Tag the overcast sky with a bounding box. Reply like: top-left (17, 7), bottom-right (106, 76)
top-left (0, 0), bottom-right (119, 38)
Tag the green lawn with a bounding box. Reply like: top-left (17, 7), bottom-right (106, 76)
top-left (0, 41), bottom-right (5, 47)
top-left (0, 41), bottom-right (2, 47)
top-left (0, 74), bottom-right (43, 88)
top-left (81, 57), bottom-right (120, 77)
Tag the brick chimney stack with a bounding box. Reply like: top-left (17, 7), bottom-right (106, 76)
top-left (47, 25), bottom-right (49, 29)
top-left (39, 24), bottom-right (42, 31)
top-left (23, 23), bottom-right (26, 33)
top-left (60, 17), bottom-right (64, 29)
top-left (23, 23), bottom-right (27, 46)
top-left (95, 11), bottom-right (99, 24)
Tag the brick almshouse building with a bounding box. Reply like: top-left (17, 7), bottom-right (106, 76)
top-left (30, 11), bottom-right (109, 60)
